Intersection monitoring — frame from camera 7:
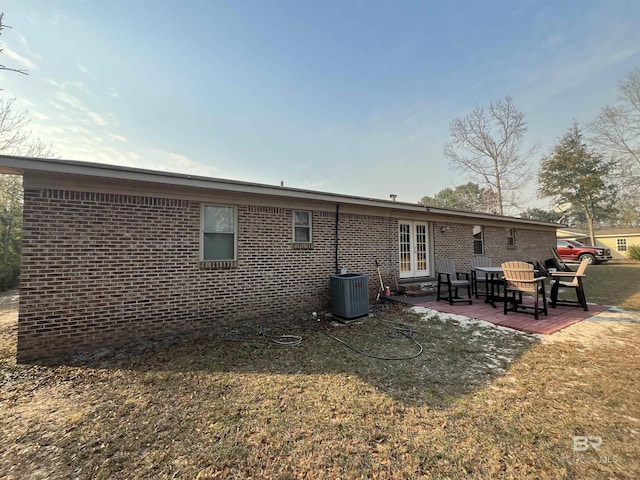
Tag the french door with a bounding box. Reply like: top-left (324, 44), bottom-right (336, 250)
top-left (398, 221), bottom-right (430, 278)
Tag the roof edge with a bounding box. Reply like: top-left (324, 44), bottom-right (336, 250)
top-left (0, 154), bottom-right (561, 228)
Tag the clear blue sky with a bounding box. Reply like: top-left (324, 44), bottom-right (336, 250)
top-left (2, 0), bottom-right (639, 210)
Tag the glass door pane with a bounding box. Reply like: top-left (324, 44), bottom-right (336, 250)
top-left (416, 224), bottom-right (428, 272)
top-left (399, 223), bottom-right (411, 274)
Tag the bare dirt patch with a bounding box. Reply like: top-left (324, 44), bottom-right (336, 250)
top-left (543, 307), bottom-right (640, 348)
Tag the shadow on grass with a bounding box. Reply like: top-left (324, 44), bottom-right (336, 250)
top-left (25, 304), bottom-right (540, 409)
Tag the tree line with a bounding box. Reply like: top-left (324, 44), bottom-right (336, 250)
top-left (0, 13), bottom-right (56, 289)
top-left (421, 67), bottom-right (640, 245)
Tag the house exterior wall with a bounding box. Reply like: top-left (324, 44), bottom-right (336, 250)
top-left (595, 236), bottom-right (640, 260)
top-left (433, 222), bottom-right (473, 271)
top-left (17, 187), bottom-right (399, 361)
top-left (483, 226), bottom-right (555, 266)
top-left (17, 184), bottom-right (557, 361)
top-left (433, 222), bottom-right (556, 271)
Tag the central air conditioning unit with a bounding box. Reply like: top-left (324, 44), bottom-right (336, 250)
top-left (330, 273), bottom-right (369, 319)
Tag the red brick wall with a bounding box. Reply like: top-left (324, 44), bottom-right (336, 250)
top-left (483, 226), bottom-right (556, 266)
top-left (433, 222), bottom-right (556, 271)
top-left (433, 223), bottom-right (474, 271)
top-left (17, 188), bottom-right (555, 361)
top-left (17, 189), bottom-right (398, 361)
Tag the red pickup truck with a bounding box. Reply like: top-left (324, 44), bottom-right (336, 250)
top-left (556, 239), bottom-right (612, 264)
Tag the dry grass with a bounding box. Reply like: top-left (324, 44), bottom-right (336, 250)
top-left (1, 290), bottom-right (639, 479)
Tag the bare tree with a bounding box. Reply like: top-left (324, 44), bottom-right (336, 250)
top-left (0, 96), bottom-right (30, 152)
top-left (0, 13), bottom-right (29, 76)
top-left (0, 96), bottom-right (55, 157)
top-left (444, 96), bottom-right (538, 215)
top-left (0, 96), bottom-right (56, 289)
top-left (590, 67), bottom-right (640, 191)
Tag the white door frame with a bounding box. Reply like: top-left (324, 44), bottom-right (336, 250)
top-left (398, 221), bottom-right (430, 279)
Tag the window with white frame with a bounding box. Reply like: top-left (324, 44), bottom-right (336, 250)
top-left (507, 228), bottom-right (516, 247)
top-left (617, 238), bottom-right (627, 251)
top-left (473, 225), bottom-right (484, 255)
top-left (202, 205), bottom-right (237, 260)
top-left (293, 210), bottom-right (312, 243)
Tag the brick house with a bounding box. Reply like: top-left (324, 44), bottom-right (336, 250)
top-left (0, 155), bottom-right (558, 361)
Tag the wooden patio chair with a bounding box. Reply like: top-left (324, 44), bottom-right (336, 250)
top-left (501, 261), bottom-right (548, 320)
top-left (550, 257), bottom-right (590, 311)
top-left (470, 255), bottom-right (501, 299)
top-left (436, 257), bottom-right (472, 305)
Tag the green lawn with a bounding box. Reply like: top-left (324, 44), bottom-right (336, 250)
top-left (566, 262), bottom-right (640, 310)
